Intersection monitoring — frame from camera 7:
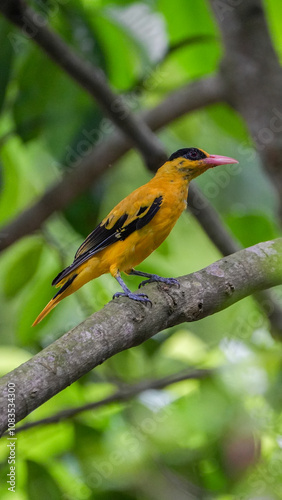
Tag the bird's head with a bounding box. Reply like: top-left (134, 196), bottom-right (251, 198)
top-left (166, 147), bottom-right (238, 180)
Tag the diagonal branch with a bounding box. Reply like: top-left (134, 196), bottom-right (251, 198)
top-left (14, 368), bottom-right (212, 434)
top-left (0, 238), bottom-right (281, 435)
top-left (0, 75), bottom-right (225, 252)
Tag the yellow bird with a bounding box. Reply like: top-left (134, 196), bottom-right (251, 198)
top-left (33, 148), bottom-right (238, 326)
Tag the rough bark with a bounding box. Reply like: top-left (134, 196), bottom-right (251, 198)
top-left (0, 238), bottom-right (281, 435)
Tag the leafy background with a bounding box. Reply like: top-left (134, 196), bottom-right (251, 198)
top-left (0, 0), bottom-right (282, 499)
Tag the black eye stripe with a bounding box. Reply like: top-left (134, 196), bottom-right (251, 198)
top-left (169, 148), bottom-right (207, 162)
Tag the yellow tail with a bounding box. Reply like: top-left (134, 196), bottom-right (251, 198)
top-left (32, 296), bottom-right (61, 326)
top-left (32, 252), bottom-right (105, 326)
top-left (32, 273), bottom-right (78, 326)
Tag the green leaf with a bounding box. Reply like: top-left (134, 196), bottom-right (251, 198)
top-left (207, 104), bottom-right (249, 143)
top-left (12, 47), bottom-right (91, 157)
top-left (0, 19), bottom-right (14, 113)
top-left (91, 12), bottom-right (141, 89)
top-left (0, 137), bottom-right (21, 224)
top-left (265, 0), bottom-right (282, 63)
top-left (3, 238), bottom-right (43, 299)
top-left (0, 346), bottom-right (31, 376)
top-left (158, 0), bottom-right (216, 43)
top-left (226, 213), bottom-right (279, 247)
top-left (16, 248), bottom-right (60, 344)
top-left (156, 0), bottom-right (220, 82)
top-left (161, 329), bottom-right (207, 363)
top-left (26, 461), bottom-right (62, 500)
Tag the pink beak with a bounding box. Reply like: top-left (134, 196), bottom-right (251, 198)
top-left (203, 154), bottom-right (239, 167)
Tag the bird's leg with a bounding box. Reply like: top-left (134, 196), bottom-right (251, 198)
top-left (129, 269), bottom-right (180, 289)
top-left (113, 271), bottom-right (151, 304)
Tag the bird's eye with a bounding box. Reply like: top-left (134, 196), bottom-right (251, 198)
top-left (184, 148), bottom-right (206, 161)
top-left (188, 148), bottom-right (201, 160)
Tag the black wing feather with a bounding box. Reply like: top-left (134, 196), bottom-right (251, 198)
top-left (52, 196), bottom-right (163, 286)
top-left (74, 213), bottom-right (129, 259)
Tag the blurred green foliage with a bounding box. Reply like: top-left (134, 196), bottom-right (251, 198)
top-left (0, 0), bottom-right (282, 499)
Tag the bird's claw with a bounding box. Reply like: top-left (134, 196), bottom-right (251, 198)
top-left (138, 277), bottom-right (180, 289)
top-left (113, 291), bottom-right (152, 305)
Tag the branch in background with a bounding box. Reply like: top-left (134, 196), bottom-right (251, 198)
top-left (0, 75), bottom-right (225, 252)
top-left (188, 184), bottom-right (241, 256)
top-left (0, 238), bottom-right (281, 434)
top-left (14, 368), bottom-right (212, 434)
top-left (209, 0), bottom-right (282, 218)
top-left (0, 0), bottom-right (165, 169)
top-left (188, 186), bottom-right (282, 338)
top-left (167, 35), bottom-right (217, 57)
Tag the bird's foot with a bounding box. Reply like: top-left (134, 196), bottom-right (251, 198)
top-left (138, 276), bottom-right (180, 289)
top-left (113, 291), bottom-right (152, 305)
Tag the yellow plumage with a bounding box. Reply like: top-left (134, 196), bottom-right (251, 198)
top-left (33, 148), bottom-right (238, 326)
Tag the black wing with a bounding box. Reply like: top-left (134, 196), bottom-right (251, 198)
top-left (52, 196), bottom-right (163, 286)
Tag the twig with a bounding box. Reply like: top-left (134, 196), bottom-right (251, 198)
top-left (14, 369), bottom-right (212, 434)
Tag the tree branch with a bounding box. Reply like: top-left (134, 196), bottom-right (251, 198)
top-left (0, 238), bottom-right (281, 435)
top-left (187, 185), bottom-right (241, 256)
top-left (14, 368), bottom-right (212, 434)
top-left (209, 0), bottom-right (282, 218)
top-left (0, 75), bottom-right (224, 252)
